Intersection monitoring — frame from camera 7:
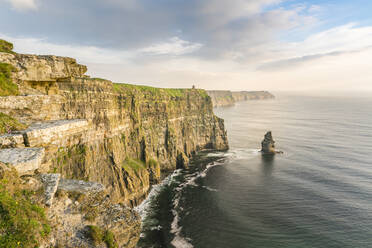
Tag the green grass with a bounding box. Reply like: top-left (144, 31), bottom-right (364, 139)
top-left (0, 40), bottom-right (13, 53)
top-left (122, 158), bottom-right (146, 172)
top-left (147, 158), bottom-right (158, 168)
top-left (113, 83), bottom-right (202, 98)
top-left (0, 63), bottom-right (19, 96)
top-left (90, 77), bottom-right (110, 82)
top-left (0, 171), bottom-right (50, 248)
top-left (86, 225), bottom-right (118, 248)
top-left (86, 225), bottom-right (104, 245)
top-left (103, 230), bottom-right (117, 248)
top-left (0, 112), bottom-right (27, 135)
top-left (113, 83), bottom-right (210, 101)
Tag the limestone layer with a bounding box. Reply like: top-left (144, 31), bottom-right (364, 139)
top-left (0, 49), bottom-right (229, 247)
top-left (207, 90), bottom-right (275, 107)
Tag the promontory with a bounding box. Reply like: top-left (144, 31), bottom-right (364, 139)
top-left (0, 39), bottom-right (228, 248)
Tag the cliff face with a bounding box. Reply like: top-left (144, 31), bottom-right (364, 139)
top-left (207, 90), bottom-right (274, 107)
top-left (0, 44), bottom-right (228, 247)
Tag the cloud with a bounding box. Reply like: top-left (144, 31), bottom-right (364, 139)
top-left (0, 0), bottom-right (313, 59)
top-left (0, 34), bottom-right (134, 64)
top-left (258, 47), bottom-right (372, 71)
top-left (2, 1), bottom-right (372, 91)
top-left (4, 0), bottom-right (37, 10)
top-left (139, 37), bottom-right (203, 56)
top-left (257, 23), bottom-right (372, 70)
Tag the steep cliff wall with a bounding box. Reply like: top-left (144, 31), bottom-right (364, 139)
top-left (0, 41), bottom-right (228, 247)
top-left (207, 90), bottom-right (275, 107)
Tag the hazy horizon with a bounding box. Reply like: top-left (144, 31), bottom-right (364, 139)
top-left (1, 0), bottom-right (372, 92)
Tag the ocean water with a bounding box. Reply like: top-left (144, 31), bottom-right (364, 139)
top-left (136, 93), bottom-right (372, 248)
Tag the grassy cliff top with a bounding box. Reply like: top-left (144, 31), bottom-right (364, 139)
top-left (0, 112), bottom-right (27, 134)
top-left (0, 63), bottom-right (19, 96)
top-left (113, 83), bottom-right (208, 98)
top-left (0, 39), bottom-right (14, 53)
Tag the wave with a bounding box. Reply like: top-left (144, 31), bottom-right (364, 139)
top-left (207, 148), bottom-right (261, 161)
top-left (170, 161), bottom-right (223, 248)
top-left (134, 169), bottom-right (182, 220)
top-left (202, 185), bottom-right (218, 192)
top-left (136, 155), bottom-right (226, 248)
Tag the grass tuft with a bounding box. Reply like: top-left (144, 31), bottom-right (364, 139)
top-left (0, 40), bottom-right (13, 53)
top-left (0, 112), bottom-right (27, 135)
top-left (0, 166), bottom-right (50, 248)
top-left (103, 230), bottom-right (117, 248)
top-left (86, 225), bottom-right (104, 245)
top-left (147, 158), bottom-right (158, 168)
top-left (122, 158), bottom-right (146, 172)
top-left (86, 225), bottom-right (118, 248)
top-left (0, 63), bottom-right (19, 96)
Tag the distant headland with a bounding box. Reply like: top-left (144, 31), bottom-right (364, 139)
top-left (206, 90), bottom-right (275, 107)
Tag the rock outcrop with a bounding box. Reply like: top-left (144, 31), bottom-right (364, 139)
top-left (207, 90), bottom-right (275, 107)
top-left (40, 173), bottom-right (61, 206)
top-left (0, 40), bottom-right (229, 247)
top-left (0, 147), bottom-right (45, 174)
top-left (261, 131), bottom-right (281, 155)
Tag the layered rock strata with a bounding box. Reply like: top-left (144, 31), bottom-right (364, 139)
top-left (207, 90), bottom-right (275, 107)
top-left (261, 131), bottom-right (282, 155)
top-left (0, 44), bottom-right (229, 247)
top-left (0, 147), bottom-right (45, 174)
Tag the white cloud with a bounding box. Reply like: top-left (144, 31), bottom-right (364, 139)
top-left (259, 23), bottom-right (372, 70)
top-left (5, 0), bottom-right (37, 11)
top-left (138, 37), bottom-right (203, 56)
top-left (2, 19), bottom-right (372, 92)
top-left (0, 34), bottom-right (136, 65)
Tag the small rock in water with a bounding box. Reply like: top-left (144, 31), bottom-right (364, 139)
top-left (261, 131), bottom-right (282, 155)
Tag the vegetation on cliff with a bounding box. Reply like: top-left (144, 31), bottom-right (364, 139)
top-left (0, 40), bottom-right (13, 53)
top-left (0, 63), bottom-right (19, 96)
top-left (0, 164), bottom-right (50, 248)
top-left (0, 42), bottom-right (228, 247)
top-left (207, 90), bottom-right (274, 107)
top-left (0, 112), bottom-right (27, 135)
top-left (113, 83), bottom-right (209, 98)
top-left (122, 158), bottom-right (147, 172)
top-left (86, 225), bottom-right (118, 248)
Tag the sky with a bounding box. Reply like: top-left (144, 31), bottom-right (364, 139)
top-left (1, 0), bottom-right (372, 92)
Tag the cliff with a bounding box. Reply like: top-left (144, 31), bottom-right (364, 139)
top-left (207, 90), bottom-right (275, 107)
top-left (0, 40), bottom-right (228, 248)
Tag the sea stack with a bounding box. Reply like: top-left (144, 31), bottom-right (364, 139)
top-left (261, 131), bottom-right (277, 155)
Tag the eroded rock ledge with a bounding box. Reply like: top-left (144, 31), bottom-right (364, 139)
top-left (0, 40), bottom-right (229, 247)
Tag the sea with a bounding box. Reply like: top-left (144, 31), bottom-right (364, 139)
top-left (135, 93), bottom-right (372, 248)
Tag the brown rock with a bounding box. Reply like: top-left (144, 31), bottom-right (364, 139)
top-left (261, 131), bottom-right (277, 155)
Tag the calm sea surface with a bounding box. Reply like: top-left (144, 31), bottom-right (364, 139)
top-left (136, 93), bottom-right (372, 248)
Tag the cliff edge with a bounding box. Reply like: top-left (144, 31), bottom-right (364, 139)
top-left (207, 90), bottom-right (275, 107)
top-left (0, 40), bottom-right (228, 248)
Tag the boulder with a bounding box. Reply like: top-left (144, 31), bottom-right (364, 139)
top-left (57, 178), bottom-right (105, 194)
top-left (0, 147), bottom-right (45, 174)
top-left (40, 173), bottom-right (61, 207)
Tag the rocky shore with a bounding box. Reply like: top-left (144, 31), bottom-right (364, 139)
top-left (0, 39), bottom-right (228, 248)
